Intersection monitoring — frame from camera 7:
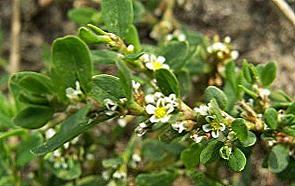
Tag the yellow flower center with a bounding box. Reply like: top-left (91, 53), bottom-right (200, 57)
top-left (211, 121), bottom-right (221, 130)
top-left (152, 61), bottom-right (163, 70)
top-left (154, 107), bottom-right (167, 118)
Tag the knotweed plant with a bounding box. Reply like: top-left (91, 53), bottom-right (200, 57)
top-left (0, 0), bottom-right (295, 185)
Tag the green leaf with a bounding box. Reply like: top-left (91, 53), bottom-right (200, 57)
top-left (155, 69), bottom-right (180, 97)
top-left (232, 118), bottom-right (248, 142)
top-left (264, 108), bottom-right (278, 130)
top-left (257, 61), bottom-right (277, 86)
top-left (238, 85), bottom-right (258, 99)
top-left (91, 50), bottom-right (119, 64)
top-left (125, 25), bottom-right (141, 52)
top-left (187, 171), bottom-right (223, 186)
top-left (158, 41), bottom-right (189, 70)
top-left (101, 0), bottom-right (134, 38)
top-left (10, 72), bottom-right (53, 95)
top-left (116, 61), bottom-right (132, 100)
top-left (181, 143), bottom-right (203, 169)
top-left (175, 70), bottom-right (191, 98)
top-left (224, 61), bottom-right (239, 111)
top-left (68, 7), bottom-right (98, 25)
top-left (242, 60), bottom-right (253, 83)
top-left (204, 86), bottom-right (228, 109)
top-left (51, 36), bottom-right (92, 99)
top-left (240, 131), bottom-right (257, 147)
top-left (13, 105), bottom-right (54, 129)
top-left (286, 103), bottom-right (295, 114)
top-left (16, 132), bottom-right (43, 167)
top-left (200, 140), bottom-right (220, 164)
top-left (9, 72), bottom-right (54, 107)
top-left (228, 148), bottom-right (246, 172)
top-left (136, 170), bottom-right (177, 186)
top-left (78, 27), bottom-right (111, 45)
top-left (268, 144), bottom-right (289, 173)
top-left (90, 74), bottom-right (125, 103)
top-left (32, 106), bottom-right (115, 156)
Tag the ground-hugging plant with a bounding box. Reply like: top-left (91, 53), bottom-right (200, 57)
top-left (1, 0), bottom-right (295, 185)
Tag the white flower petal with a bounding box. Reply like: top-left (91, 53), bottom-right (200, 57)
top-left (157, 56), bottom-right (166, 63)
top-left (154, 92), bottom-right (164, 99)
top-left (145, 62), bottom-right (154, 70)
top-left (145, 94), bottom-right (155, 104)
top-left (220, 123), bottom-right (226, 131)
top-left (156, 98), bottom-right (166, 107)
top-left (165, 104), bottom-right (174, 114)
top-left (211, 130), bottom-right (220, 138)
top-left (146, 104), bottom-right (156, 115)
top-left (162, 64), bottom-right (170, 69)
top-left (202, 124), bottom-right (212, 132)
top-left (160, 115), bottom-right (171, 123)
top-left (150, 115), bottom-right (159, 123)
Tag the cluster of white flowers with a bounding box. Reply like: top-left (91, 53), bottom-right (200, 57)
top-left (140, 54), bottom-right (169, 71)
top-left (48, 150), bottom-right (68, 169)
top-left (66, 81), bottom-right (83, 101)
top-left (166, 30), bottom-right (186, 42)
top-left (145, 92), bottom-right (178, 123)
top-left (207, 36), bottom-right (239, 61)
top-left (112, 170), bottom-right (127, 179)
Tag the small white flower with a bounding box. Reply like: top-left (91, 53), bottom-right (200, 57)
top-left (63, 142), bottom-right (70, 149)
top-left (127, 44), bottom-right (134, 53)
top-left (45, 128), bottom-right (56, 139)
top-left (207, 42), bottom-right (226, 53)
top-left (66, 81), bottom-right (83, 101)
top-left (102, 171), bottom-right (110, 180)
top-left (118, 118), bottom-right (127, 127)
top-left (143, 54), bottom-right (169, 71)
top-left (112, 171), bottom-right (127, 179)
top-left (224, 36), bottom-right (231, 43)
top-left (132, 154), bottom-right (141, 163)
top-left (194, 105), bottom-right (210, 116)
top-left (202, 116), bottom-right (226, 138)
top-left (146, 98), bottom-right (174, 123)
top-left (135, 122), bottom-right (148, 137)
top-left (132, 80), bottom-right (141, 94)
top-left (171, 121), bottom-right (187, 133)
top-left (71, 136), bottom-right (79, 144)
top-left (104, 99), bottom-right (118, 116)
top-left (164, 94), bottom-right (178, 107)
top-left (230, 50), bottom-right (239, 60)
top-left (166, 34), bottom-right (173, 41)
top-left (190, 133), bottom-right (204, 143)
top-left (259, 88), bottom-right (271, 97)
top-left (53, 150), bottom-right (61, 157)
top-left (144, 92), bottom-right (164, 104)
top-left (178, 34), bottom-right (186, 42)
